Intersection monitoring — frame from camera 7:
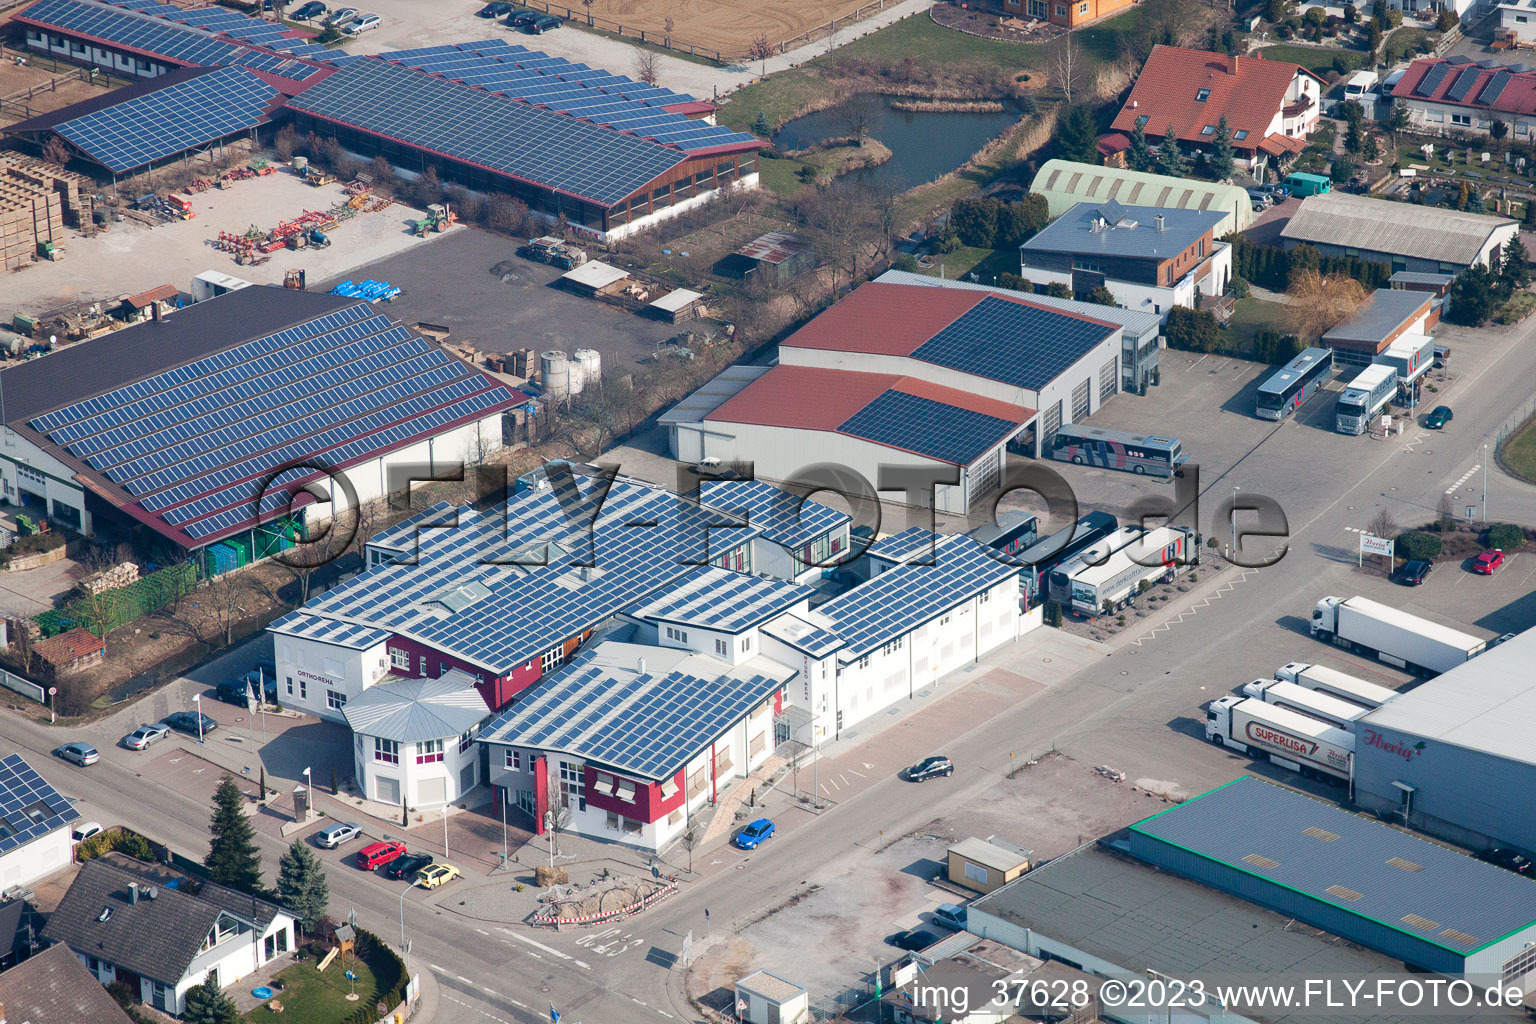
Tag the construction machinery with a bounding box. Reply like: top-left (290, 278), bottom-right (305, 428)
top-left (521, 235), bottom-right (587, 269)
top-left (283, 269), bottom-right (306, 289)
top-left (301, 166), bottom-right (337, 187)
top-left (413, 203), bottom-right (457, 237)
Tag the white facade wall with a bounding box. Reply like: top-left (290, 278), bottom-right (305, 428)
top-left (23, 29), bottom-right (170, 77)
top-left (592, 172), bottom-right (761, 244)
top-left (1499, 4), bottom-right (1536, 41)
top-left (0, 431), bottom-right (94, 534)
top-left (0, 829), bottom-right (72, 890)
top-left (273, 635), bottom-right (390, 722)
top-left (353, 729), bottom-right (480, 809)
top-left (1020, 247), bottom-right (1229, 323)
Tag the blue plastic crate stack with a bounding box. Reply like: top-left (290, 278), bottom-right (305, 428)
top-left (328, 279), bottom-right (401, 302)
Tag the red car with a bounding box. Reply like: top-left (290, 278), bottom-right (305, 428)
top-left (356, 840), bottom-right (406, 870)
top-left (1473, 550), bottom-right (1505, 575)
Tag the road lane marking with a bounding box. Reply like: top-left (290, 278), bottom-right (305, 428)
top-left (498, 926), bottom-right (590, 968)
top-left (1447, 466), bottom-right (1479, 494)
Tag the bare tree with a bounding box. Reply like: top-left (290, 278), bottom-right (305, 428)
top-left (203, 571), bottom-right (252, 648)
top-left (663, 15), bottom-right (675, 46)
top-left (1437, 492), bottom-right (1456, 532)
top-left (544, 766), bottom-right (572, 868)
top-left (748, 34), bottom-right (772, 77)
top-left (6, 618), bottom-right (34, 674)
top-left (1368, 508), bottom-right (1398, 541)
top-left (633, 47), bottom-right (660, 86)
top-left (1050, 29), bottom-right (1081, 105)
top-left (69, 545), bottom-right (131, 639)
top-left (42, 136), bottom-right (72, 169)
top-left (1282, 271), bottom-right (1368, 341)
top-left (347, 499), bottom-right (385, 570)
top-left (840, 94), bottom-right (877, 141)
top-left (824, 19), bottom-right (842, 54)
top-left (581, 0), bottom-right (594, 24)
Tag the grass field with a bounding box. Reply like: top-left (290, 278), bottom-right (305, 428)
top-left (1255, 43), bottom-right (1362, 75)
top-left (1500, 414), bottom-right (1536, 483)
top-left (1223, 296), bottom-right (1289, 353)
top-left (916, 243), bottom-right (1020, 283)
top-left (531, 0), bottom-right (894, 57)
top-left (242, 958), bottom-right (379, 1024)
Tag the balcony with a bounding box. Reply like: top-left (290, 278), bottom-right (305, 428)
top-left (1282, 94), bottom-right (1316, 119)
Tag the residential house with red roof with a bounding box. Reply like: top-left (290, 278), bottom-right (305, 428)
top-left (664, 281), bottom-right (1129, 513)
top-left (1391, 56), bottom-right (1536, 140)
top-left (1111, 46), bottom-right (1324, 177)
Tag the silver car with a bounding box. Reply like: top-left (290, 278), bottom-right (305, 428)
top-left (316, 822), bottom-right (361, 848)
top-left (55, 741), bottom-right (99, 766)
top-left (121, 722), bottom-right (169, 751)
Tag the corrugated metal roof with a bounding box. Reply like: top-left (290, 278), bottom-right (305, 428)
top-left (1282, 192), bottom-right (1516, 266)
top-left (1323, 289), bottom-right (1433, 345)
top-left (950, 836), bottom-right (1031, 872)
top-left (1360, 626), bottom-right (1536, 764)
top-left (1131, 775), bottom-right (1536, 956)
top-left (1028, 159), bottom-right (1253, 232)
top-left (341, 671), bottom-right (490, 743)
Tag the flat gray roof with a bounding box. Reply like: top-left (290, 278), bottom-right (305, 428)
top-left (972, 844), bottom-right (1525, 1023)
top-left (1323, 288), bottom-right (1431, 345)
top-left (1132, 776), bottom-right (1536, 957)
top-left (1020, 201), bottom-right (1226, 261)
top-left (1361, 626), bottom-right (1536, 766)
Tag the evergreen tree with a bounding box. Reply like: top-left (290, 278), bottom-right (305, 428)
top-left (276, 840), bottom-right (330, 934)
top-left (182, 981), bottom-right (239, 1024)
top-left (1344, 120), bottom-right (1362, 154)
top-left (1361, 132), bottom-right (1379, 163)
top-left (1126, 119), bottom-right (1154, 173)
top-left (1448, 264), bottom-right (1497, 326)
top-left (751, 111), bottom-right (771, 138)
top-left (1157, 125), bottom-right (1189, 177)
top-left (1209, 116), bottom-right (1235, 177)
top-left (205, 776), bottom-right (261, 894)
top-left (1055, 105), bottom-right (1100, 164)
top-left (1503, 236), bottom-right (1529, 291)
top-left (1456, 180), bottom-right (1470, 211)
top-left (1525, 197), bottom-right (1536, 228)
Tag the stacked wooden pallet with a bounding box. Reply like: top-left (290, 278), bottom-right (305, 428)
top-left (0, 154), bottom-right (95, 270)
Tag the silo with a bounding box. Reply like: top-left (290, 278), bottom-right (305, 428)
top-left (573, 349), bottom-right (602, 390)
top-left (540, 350), bottom-right (570, 400)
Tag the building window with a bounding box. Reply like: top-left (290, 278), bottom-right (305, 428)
top-left (1055, 4), bottom-right (1065, 14)
top-left (964, 861), bottom-right (990, 884)
top-left (665, 626), bottom-right (688, 643)
top-left (606, 811), bottom-right (621, 831)
top-left (1078, 0), bottom-right (1087, 9)
top-left (1200, 124), bottom-right (1215, 136)
top-left (417, 739), bottom-right (444, 764)
top-left (504, 749), bottom-right (521, 771)
top-left (740, 635), bottom-right (751, 653)
top-left (459, 729), bottom-right (475, 754)
top-left (286, 676), bottom-right (294, 697)
top-left (715, 638), bottom-right (728, 656)
top-left (375, 738), bottom-right (399, 764)
top-left (980, 589), bottom-right (992, 605)
top-left (1451, 113), bottom-right (1472, 126)
top-left (1195, 88), bottom-right (1210, 102)
top-left (1234, 129), bottom-right (1248, 140)
top-left (326, 690), bottom-right (347, 711)
top-left (857, 655), bottom-right (870, 670)
top-left (1503, 944), bottom-right (1536, 986)
top-left (559, 761), bottom-right (586, 811)
top-left (881, 637), bottom-right (904, 656)
top-left (1027, 0), bottom-right (1046, 15)
top-left (1134, 114), bottom-right (1149, 129)
top-left (541, 647), bottom-right (564, 673)
top-left (1072, 259), bottom-right (1106, 273)
top-left (298, 678), bottom-right (307, 700)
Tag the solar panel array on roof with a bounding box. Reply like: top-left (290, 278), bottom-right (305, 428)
top-left (817, 532), bottom-right (1019, 658)
top-left (29, 302), bottom-right (522, 543)
top-left (0, 753), bottom-right (80, 855)
top-left (1414, 61), bottom-right (1451, 97)
top-left (911, 295), bottom-right (1114, 391)
top-left (54, 65), bottom-right (279, 173)
top-left (633, 567), bottom-right (811, 633)
top-left (839, 390), bottom-right (1020, 466)
top-left (866, 526), bottom-right (936, 564)
top-left (697, 478), bottom-right (849, 550)
top-left (20, 0), bottom-right (248, 65)
top-left (286, 58), bottom-right (688, 206)
top-left (1445, 66), bottom-right (1480, 103)
top-left (1480, 69), bottom-right (1513, 105)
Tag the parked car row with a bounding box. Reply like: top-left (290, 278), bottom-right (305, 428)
top-left (504, 8), bottom-right (563, 32)
top-left (1245, 183), bottom-right (1290, 212)
top-left (318, 827), bottom-right (461, 888)
top-left (1393, 549), bottom-right (1508, 586)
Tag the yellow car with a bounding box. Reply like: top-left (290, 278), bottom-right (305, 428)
top-left (415, 863), bottom-right (461, 889)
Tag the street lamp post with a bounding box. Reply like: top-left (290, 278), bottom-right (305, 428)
top-left (193, 694), bottom-right (204, 744)
top-left (1231, 486), bottom-right (1241, 557)
top-left (398, 883), bottom-right (409, 950)
top-left (1483, 443), bottom-right (1489, 521)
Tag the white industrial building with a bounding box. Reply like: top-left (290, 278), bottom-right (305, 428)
top-left (662, 280), bottom-right (1132, 512)
top-left (0, 753), bottom-right (80, 892)
top-left (342, 671), bottom-right (490, 809)
top-left (1280, 192), bottom-right (1519, 275)
top-left (0, 286), bottom-right (528, 574)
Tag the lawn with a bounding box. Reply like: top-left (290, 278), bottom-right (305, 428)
top-left (1255, 43), bottom-right (1363, 75)
top-left (916, 243), bottom-right (1020, 284)
top-left (1500, 412), bottom-right (1536, 484)
top-left (1223, 296), bottom-right (1289, 354)
top-left (755, 155), bottom-right (809, 195)
top-left (242, 956), bottom-right (379, 1024)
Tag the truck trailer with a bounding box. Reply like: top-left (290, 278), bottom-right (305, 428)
top-left (1273, 662), bottom-right (1400, 710)
top-left (1051, 525), bottom-right (1191, 615)
top-left (1310, 595), bottom-right (1486, 675)
top-left (1240, 679), bottom-right (1372, 730)
top-left (1205, 695), bottom-right (1353, 784)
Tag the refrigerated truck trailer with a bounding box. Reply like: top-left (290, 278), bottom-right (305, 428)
top-left (1205, 695), bottom-right (1354, 784)
top-left (1240, 679), bottom-right (1372, 730)
top-left (1335, 364), bottom-right (1397, 435)
top-left (1054, 525), bottom-right (1191, 615)
top-left (1273, 662), bottom-right (1400, 710)
top-left (1310, 595), bottom-right (1486, 675)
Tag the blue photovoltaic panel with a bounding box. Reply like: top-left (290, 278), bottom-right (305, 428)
top-left (18, 0), bottom-right (248, 67)
top-left (1480, 70), bottom-right (1513, 105)
top-left (285, 58), bottom-right (687, 206)
top-left (912, 295), bottom-right (1115, 391)
top-left (633, 567), bottom-right (812, 633)
top-left (698, 478), bottom-right (850, 549)
top-left (817, 533), bottom-right (1020, 659)
top-left (0, 753), bottom-right (80, 856)
top-left (839, 389), bottom-right (1020, 466)
top-left (1415, 61), bottom-right (1452, 97)
top-left (865, 526), bottom-right (936, 564)
top-left (1445, 67), bottom-right (1480, 103)
top-left (54, 65), bottom-right (279, 173)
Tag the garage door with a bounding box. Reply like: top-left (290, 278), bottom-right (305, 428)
top-left (375, 776), bottom-right (399, 806)
top-left (418, 777), bottom-right (446, 806)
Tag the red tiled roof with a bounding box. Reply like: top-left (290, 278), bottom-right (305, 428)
top-left (1096, 132), bottom-right (1131, 156)
top-left (778, 281), bottom-right (1114, 357)
top-left (704, 365), bottom-right (1035, 434)
top-left (34, 627), bottom-right (105, 666)
top-left (1392, 57), bottom-right (1536, 116)
top-left (1110, 45), bottom-right (1320, 151)
top-left (1258, 133), bottom-right (1307, 157)
top-left (124, 284), bottom-right (179, 309)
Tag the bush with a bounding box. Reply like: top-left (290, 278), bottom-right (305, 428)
top-left (1435, 8), bottom-right (1457, 30)
top-left (76, 827), bottom-right (156, 863)
top-left (1230, 275), bottom-right (1251, 299)
top-left (1484, 523), bottom-right (1525, 549)
top-left (534, 865), bottom-right (569, 887)
top-left (1163, 306), bottom-right (1221, 351)
top-left (997, 272), bottom-right (1034, 293)
top-left (1395, 531), bottom-right (1444, 561)
top-left (892, 252), bottom-right (919, 272)
top-left (1044, 600), bottom-right (1063, 627)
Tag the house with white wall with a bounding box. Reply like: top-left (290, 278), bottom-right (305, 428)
top-left (0, 753), bottom-right (80, 893)
top-left (42, 858), bottom-right (295, 1017)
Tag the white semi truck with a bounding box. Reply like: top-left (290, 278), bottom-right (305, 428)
top-left (1205, 695), bottom-right (1353, 784)
top-left (1273, 662), bottom-right (1400, 710)
top-left (1240, 679), bottom-right (1371, 730)
top-left (1310, 595), bottom-right (1486, 676)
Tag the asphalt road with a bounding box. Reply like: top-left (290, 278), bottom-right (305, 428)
top-left (6, 312), bottom-right (1536, 1023)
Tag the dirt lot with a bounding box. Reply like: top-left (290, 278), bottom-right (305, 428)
top-left (1, 167), bottom-right (434, 316)
top-left (542, 0), bottom-right (883, 54)
top-left (0, 53), bottom-right (115, 126)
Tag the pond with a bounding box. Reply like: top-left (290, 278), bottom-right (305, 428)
top-left (773, 96), bottom-right (1021, 192)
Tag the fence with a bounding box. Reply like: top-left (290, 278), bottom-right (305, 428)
top-left (510, 1), bottom-right (723, 61)
top-left (0, 47), bottom-right (129, 122)
top-left (0, 667), bottom-right (44, 703)
top-left (1494, 390), bottom-right (1536, 484)
top-left (771, 0), bottom-right (893, 56)
top-left (34, 561), bottom-right (197, 638)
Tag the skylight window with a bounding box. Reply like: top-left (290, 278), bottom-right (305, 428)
top-left (1201, 124), bottom-right (1216, 135)
top-left (1195, 88), bottom-right (1211, 101)
top-left (1234, 129), bottom-right (1249, 140)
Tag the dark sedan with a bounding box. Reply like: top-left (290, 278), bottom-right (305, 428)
top-left (384, 852), bottom-right (435, 881)
top-left (478, 1), bottom-right (513, 15)
top-left (1394, 559), bottom-right (1433, 587)
top-left (164, 710), bottom-right (218, 736)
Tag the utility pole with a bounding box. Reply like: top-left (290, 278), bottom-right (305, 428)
top-left (1483, 443), bottom-right (1488, 521)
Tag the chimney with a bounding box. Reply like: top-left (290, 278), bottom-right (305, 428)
top-left (1155, 215), bottom-right (1166, 232)
top-left (129, 882), bottom-right (139, 905)
top-left (1228, 53), bottom-right (1240, 75)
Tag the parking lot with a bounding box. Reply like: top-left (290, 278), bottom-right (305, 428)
top-left (326, 227), bottom-right (683, 380)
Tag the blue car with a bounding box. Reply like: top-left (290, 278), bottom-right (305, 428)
top-left (735, 818), bottom-right (775, 850)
